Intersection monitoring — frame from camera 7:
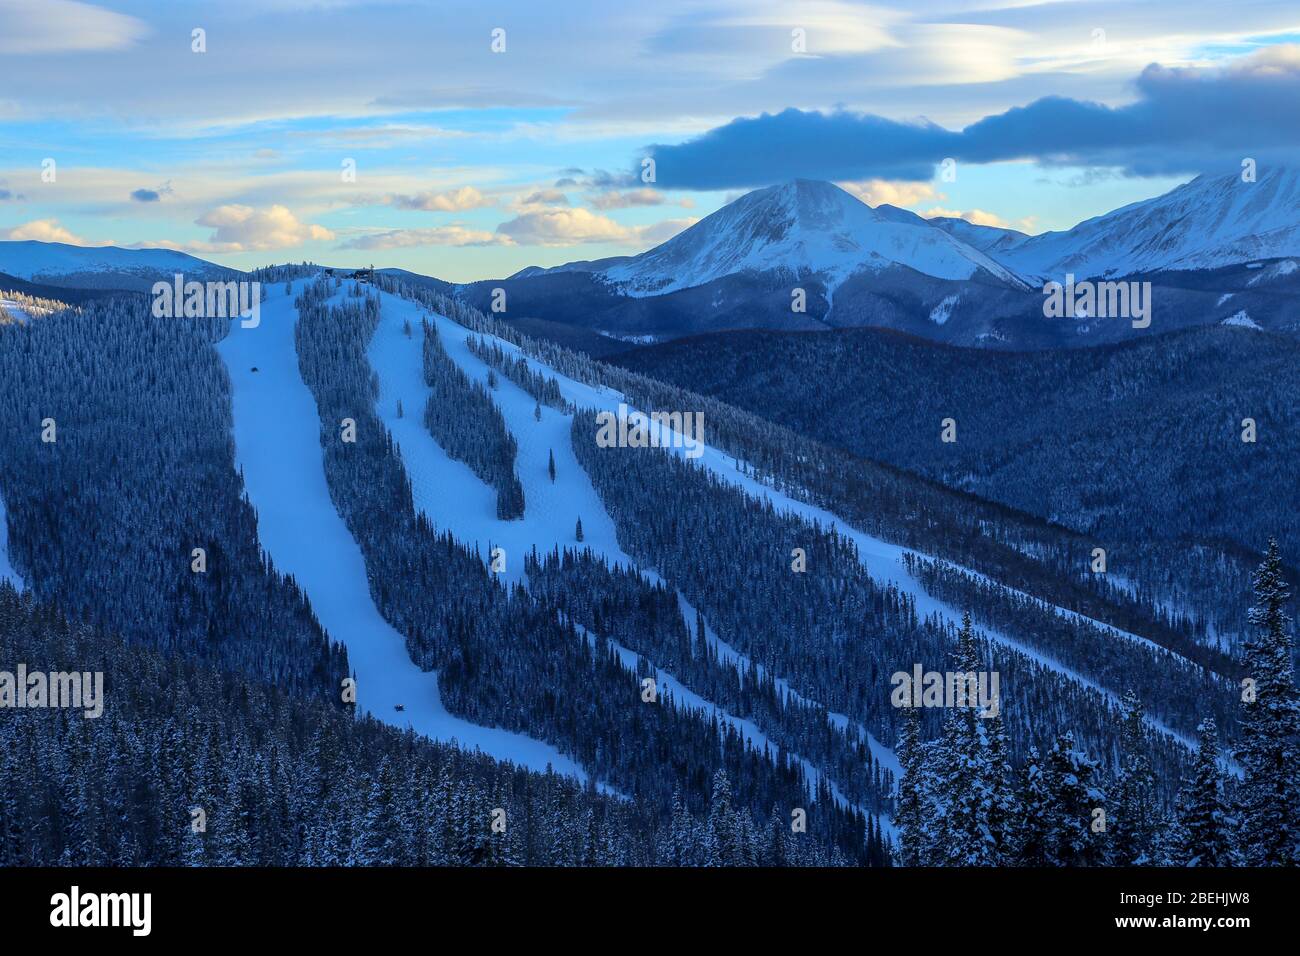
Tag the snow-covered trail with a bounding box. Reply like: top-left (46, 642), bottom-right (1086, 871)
top-left (0, 300), bottom-right (30, 324)
top-left (215, 281), bottom-right (590, 782)
top-left (427, 305), bottom-right (1201, 750)
top-left (0, 491), bottom-right (25, 589)
top-left (593, 626), bottom-right (891, 833)
top-left (368, 293), bottom-right (624, 587)
top-left (674, 590), bottom-right (902, 781)
top-left (368, 290), bottom-right (886, 813)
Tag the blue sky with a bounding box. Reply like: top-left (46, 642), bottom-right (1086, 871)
top-left (1, 0), bottom-right (1299, 281)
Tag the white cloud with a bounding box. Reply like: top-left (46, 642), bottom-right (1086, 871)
top-left (496, 207), bottom-right (697, 247)
top-left (0, 0), bottom-right (147, 54)
top-left (194, 204), bottom-right (333, 251)
top-left (339, 226), bottom-right (510, 250)
top-left (587, 188), bottom-right (677, 210)
top-left (921, 207), bottom-right (1031, 230)
top-left (838, 179), bottom-right (941, 207)
top-left (389, 186), bottom-right (493, 212)
top-left (0, 218), bottom-right (105, 245)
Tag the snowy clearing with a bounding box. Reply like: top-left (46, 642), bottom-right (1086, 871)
top-left (428, 304), bottom-right (1201, 750)
top-left (368, 288), bottom-right (890, 814)
top-left (215, 281), bottom-right (591, 783)
top-left (0, 491), bottom-right (25, 590)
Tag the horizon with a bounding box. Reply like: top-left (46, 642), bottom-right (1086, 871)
top-left (2, 1), bottom-right (1300, 281)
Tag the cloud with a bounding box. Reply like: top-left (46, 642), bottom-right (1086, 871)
top-left (130, 182), bottom-right (172, 203)
top-left (496, 208), bottom-right (632, 246)
top-left (921, 207), bottom-right (1017, 229)
top-left (642, 46), bottom-right (1300, 188)
top-left (338, 226), bottom-right (510, 250)
top-left (194, 204), bottom-right (333, 251)
top-left (389, 186), bottom-right (493, 212)
top-left (495, 207), bottom-right (696, 247)
top-left (587, 188), bottom-right (682, 210)
top-left (517, 189), bottom-right (570, 208)
top-left (0, 0), bottom-right (147, 54)
top-left (837, 179), bottom-right (939, 207)
top-left (0, 218), bottom-right (103, 244)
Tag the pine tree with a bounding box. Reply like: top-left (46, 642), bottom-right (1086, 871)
top-left (548, 448), bottom-right (556, 482)
top-left (1112, 689), bottom-right (1158, 864)
top-left (894, 706), bottom-right (926, 866)
top-left (1235, 539), bottom-right (1299, 866)
top-left (936, 613), bottom-right (997, 865)
top-left (575, 517), bottom-right (584, 542)
top-left (706, 769), bottom-right (741, 866)
top-left (1043, 733), bottom-right (1108, 866)
top-left (1175, 717), bottom-right (1235, 866)
top-left (534, 401), bottom-right (542, 422)
top-left (1015, 746), bottom-right (1052, 865)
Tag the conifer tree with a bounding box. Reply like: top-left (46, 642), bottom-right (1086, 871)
top-left (1174, 717), bottom-right (1235, 866)
top-left (1235, 539), bottom-right (1299, 866)
top-left (894, 706), bottom-right (926, 866)
top-left (1112, 689), bottom-right (1158, 864)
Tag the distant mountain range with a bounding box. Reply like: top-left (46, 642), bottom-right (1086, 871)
top-left (5, 168), bottom-right (1299, 347)
top-left (464, 169), bottom-right (1300, 348)
top-left (0, 240), bottom-right (235, 294)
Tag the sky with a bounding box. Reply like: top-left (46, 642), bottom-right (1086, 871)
top-left (1, 0), bottom-right (1299, 281)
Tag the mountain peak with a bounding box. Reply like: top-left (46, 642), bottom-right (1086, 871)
top-left (598, 178), bottom-right (1025, 296)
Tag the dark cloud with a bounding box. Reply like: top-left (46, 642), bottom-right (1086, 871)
top-left (643, 47), bottom-right (1300, 189)
top-left (130, 188), bottom-right (162, 202)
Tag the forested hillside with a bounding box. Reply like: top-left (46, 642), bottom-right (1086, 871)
top-left (0, 293), bottom-right (348, 699)
top-left (613, 324), bottom-right (1300, 646)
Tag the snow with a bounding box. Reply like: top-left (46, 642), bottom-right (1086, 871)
top-left (0, 240), bottom-right (226, 282)
top-left (367, 289), bottom-right (891, 817)
top-left (1001, 167), bottom-right (1300, 279)
top-left (367, 293), bottom-right (628, 588)
top-left (674, 589), bottom-right (901, 782)
top-left (593, 179), bottom-right (1029, 297)
top-left (0, 299), bottom-right (31, 324)
top-left (437, 308), bottom-right (1205, 751)
top-left (215, 280), bottom-right (592, 784)
top-left (1222, 310), bottom-right (1261, 329)
top-left (0, 491), bottom-right (25, 590)
top-left (598, 628), bottom-right (888, 830)
top-left (929, 294), bottom-right (959, 326)
top-left (1246, 258), bottom-right (1298, 286)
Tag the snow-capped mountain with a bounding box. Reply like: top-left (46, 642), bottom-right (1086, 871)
top-left (988, 167), bottom-right (1300, 279)
top-left (596, 179), bottom-right (1030, 295)
top-left (0, 240), bottom-right (235, 292)
top-left (926, 216), bottom-right (1030, 257)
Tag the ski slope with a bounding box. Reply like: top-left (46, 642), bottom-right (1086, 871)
top-left (367, 292), bottom-right (626, 588)
top-left (0, 492), bottom-right (24, 589)
top-left (367, 288), bottom-right (888, 813)
top-left (0, 299), bottom-right (31, 324)
top-left (419, 302), bottom-right (1201, 749)
top-left (215, 281), bottom-right (590, 782)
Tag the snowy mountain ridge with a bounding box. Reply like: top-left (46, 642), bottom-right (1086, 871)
top-left (0, 240), bottom-right (234, 291)
top-left (594, 179), bottom-right (1031, 295)
top-left (959, 167), bottom-right (1300, 279)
